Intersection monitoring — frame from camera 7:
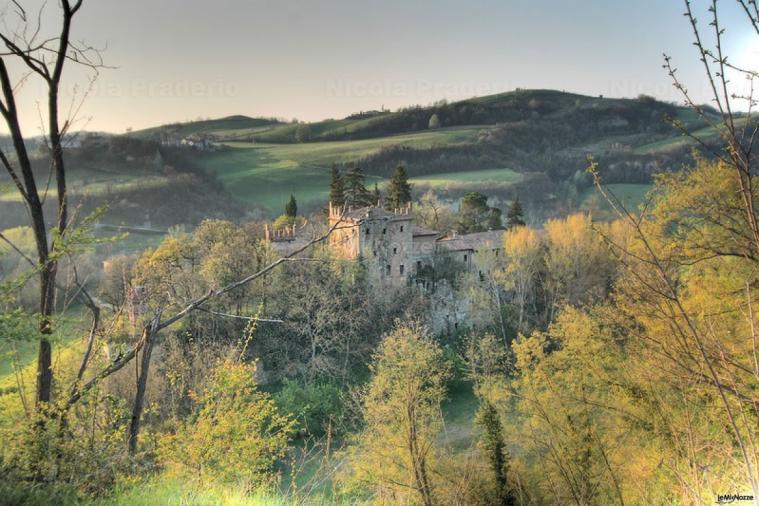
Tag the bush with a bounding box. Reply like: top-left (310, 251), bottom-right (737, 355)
top-left (274, 379), bottom-right (344, 437)
top-left (158, 359), bottom-right (295, 492)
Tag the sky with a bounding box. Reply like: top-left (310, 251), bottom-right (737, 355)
top-left (2, 0), bottom-right (758, 135)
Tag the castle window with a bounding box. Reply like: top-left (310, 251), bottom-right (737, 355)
top-left (400, 264), bottom-right (405, 275)
top-left (382, 228), bottom-right (386, 235)
top-left (464, 254), bottom-right (468, 262)
top-left (393, 247), bottom-right (397, 255)
top-left (417, 260), bottom-right (422, 271)
top-left (400, 225), bottom-right (404, 232)
top-left (373, 250), bottom-right (377, 257)
top-left (365, 228), bottom-right (370, 235)
top-left (386, 265), bottom-right (391, 275)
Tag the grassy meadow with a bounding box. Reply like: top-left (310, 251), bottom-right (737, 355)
top-left (194, 126), bottom-right (487, 214)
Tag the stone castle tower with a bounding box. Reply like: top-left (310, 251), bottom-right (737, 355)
top-left (328, 202), bottom-right (414, 285)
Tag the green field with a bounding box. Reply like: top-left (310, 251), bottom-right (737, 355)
top-left (411, 168), bottom-right (522, 190)
top-left (194, 127), bottom-right (486, 214)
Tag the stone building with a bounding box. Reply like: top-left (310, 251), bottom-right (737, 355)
top-left (326, 202), bottom-right (504, 285)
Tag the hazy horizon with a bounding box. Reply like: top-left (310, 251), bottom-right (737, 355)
top-left (2, 0), bottom-right (757, 136)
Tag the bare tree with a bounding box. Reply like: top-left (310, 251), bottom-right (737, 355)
top-left (0, 0), bottom-right (105, 408)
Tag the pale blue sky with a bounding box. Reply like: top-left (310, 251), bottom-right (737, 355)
top-left (2, 0), bottom-right (757, 134)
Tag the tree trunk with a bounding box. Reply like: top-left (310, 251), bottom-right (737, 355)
top-left (127, 316), bottom-right (158, 454)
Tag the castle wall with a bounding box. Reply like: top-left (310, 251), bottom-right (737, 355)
top-left (362, 215), bottom-right (413, 285)
top-left (328, 205), bottom-right (414, 286)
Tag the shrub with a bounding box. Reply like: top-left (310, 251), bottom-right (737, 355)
top-left (273, 379), bottom-right (344, 437)
top-left (158, 359), bottom-right (295, 491)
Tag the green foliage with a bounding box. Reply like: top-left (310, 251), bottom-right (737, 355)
top-left (475, 401), bottom-right (516, 506)
top-left (505, 196), bottom-right (525, 229)
top-left (159, 359), bottom-right (295, 491)
top-left (284, 195), bottom-right (298, 218)
top-left (273, 379), bottom-right (344, 437)
top-left (458, 192), bottom-right (502, 233)
top-left (385, 165), bottom-right (412, 210)
top-left (344, 323), bottom-right (451, 505)
top-left (343, 166), bottom-right (372, 208)
top-left (328, 164), bottom-right (345, 207)
top-left (0, 385), bottom-right (134, 503)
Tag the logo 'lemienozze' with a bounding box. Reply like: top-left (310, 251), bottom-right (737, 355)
top-left (716, 493), bottom-right (754, 504)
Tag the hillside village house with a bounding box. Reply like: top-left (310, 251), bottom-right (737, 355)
top-left (269, 201), bottom-right (504, 286)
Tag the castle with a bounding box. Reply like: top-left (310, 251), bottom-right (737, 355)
top-left (325, 202), bottom-right (504, 285)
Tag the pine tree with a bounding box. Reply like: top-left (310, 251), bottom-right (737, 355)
top-left (285, 194), bottom-right (297, 218)
top-left (458, 192), bottom-right (502, 233)
top-left (386, 165), bottom-right (412, 210)
top-left (329, 164), bottom-right (345, 207)
top-left (374, 182), bottom-right (381, 205)
top-left (344, 165), bottom-right (372, 207)
top-left (506, 196), bottom-right (525, 229)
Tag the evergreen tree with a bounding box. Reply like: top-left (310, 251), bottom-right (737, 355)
top-left (475, 401), bottom-right (517, 506)
top-left (285, 194), bottom-right (297, 218)
top-left (373, 182), bottom-right (381, 206)
top-left (329, 164), bottom-right (345, 207)
top-left (458, 192), bottom-right (503, 233)
top-left (386, 165), bottom-right (412, 210)
top-left (506, 196), bottom-right (525, 229)
top-left (344, 165), bottom-right (372, 207)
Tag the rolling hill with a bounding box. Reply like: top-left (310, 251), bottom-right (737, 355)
top-left (1, 89), bottom-right (726, 232)
top-left (129, 89), bottom-right (721, 218)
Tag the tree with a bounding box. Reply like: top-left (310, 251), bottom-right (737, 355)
top-left (0, 0), bottom-right (104, 407)
top-left (475, 401), bottom-right (517, 506)
top-left (329, 164), bottom-right (345, 207)
top-left (416, 190), bottom-right (455, 233)
top-left (285, 194), bottom-right (297, 218)
top-left (543, 213), bottom-right (616, 316)
top-left (373, 182), bottom-right (381, 205)
top-left (511, 308), bottom-right (628, 505)
top-left (501, 226), bottom-right (542, 332)
top-left (458, 192), bottom-right (502, 233)
top-left (295, 123), bottom-right (311, 143)
top-left (506, 196), bottom-right (525, 229)
top-left (385, 165), bottom-right (412, 210)
top-left (343, 165), bottom-right (373, 208)
top-left (347, 323), bottom-right (451, 506)
top-left (428, 113), bottom-right (441, 129)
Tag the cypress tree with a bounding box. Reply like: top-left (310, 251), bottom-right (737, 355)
top-left (374, 182), bottom-right (381, 205)
top-left (329, 164), bottom-right (345, 207)
top-left (285, 194), bottom-right (297, 218)
top-left (386, 165), bottom-right (412, 210)
top-left (344, 165), bottom-right (372, 207)
top-left (506, 196), bottom-right (525, 229)
top-left (475, 401), bottom-right (517, 506)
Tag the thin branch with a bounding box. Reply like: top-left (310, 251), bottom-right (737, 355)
top-left (194, 307), bottom-right (283, 323)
